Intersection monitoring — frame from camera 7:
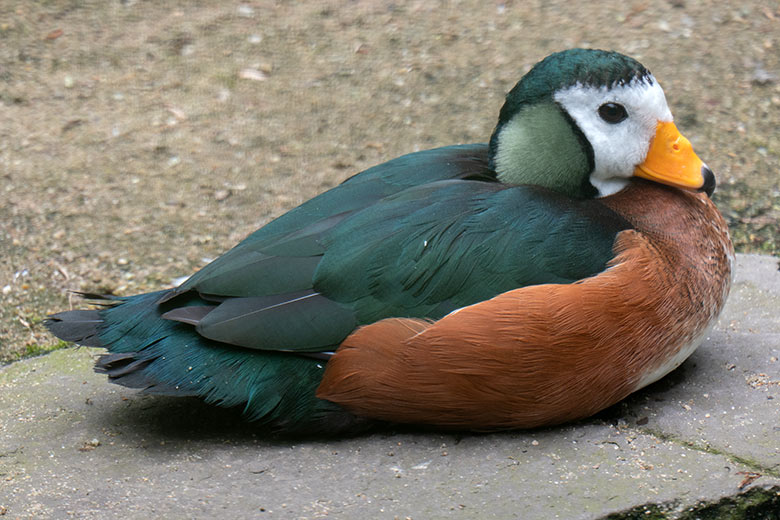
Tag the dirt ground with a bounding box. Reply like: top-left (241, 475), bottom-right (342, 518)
top-left (1, 0), bottom-right (779, 363)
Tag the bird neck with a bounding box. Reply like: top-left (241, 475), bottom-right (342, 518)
top-left (488, 101), bottom-right (596, 198)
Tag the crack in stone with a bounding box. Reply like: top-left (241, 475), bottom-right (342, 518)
top-left (637, 427), bottom-right (780, 479)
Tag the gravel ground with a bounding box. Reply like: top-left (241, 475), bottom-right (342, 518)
top-left (1, 0), bottom-right (779, 362)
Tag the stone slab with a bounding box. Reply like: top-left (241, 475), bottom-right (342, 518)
top-left (1, 254), bottom-right (778, 519)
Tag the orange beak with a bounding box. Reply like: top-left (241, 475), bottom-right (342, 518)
top-left (634, 121), bottom-right (711, 193)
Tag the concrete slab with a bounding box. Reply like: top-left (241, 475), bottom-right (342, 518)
top-left (1, 254), bottom-right (778, 519)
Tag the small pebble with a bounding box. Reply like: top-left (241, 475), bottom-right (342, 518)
top-left (239, 68), bottom-right (268, 82)
top-left (752, 66), bottom-right (778, 86)
top-left (237, 4), bottom-right (254, 17)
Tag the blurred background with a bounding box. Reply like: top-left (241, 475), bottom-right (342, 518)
top-left (1, 0), bottom-right (778, 361)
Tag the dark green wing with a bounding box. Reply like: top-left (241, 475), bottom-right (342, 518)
top-left (163, 169), bottom-right (630, 352)
top-left (157, 144), bottom-right (498, 351)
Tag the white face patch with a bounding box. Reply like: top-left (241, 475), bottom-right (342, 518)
top-left (553, 77), bottom-right (673, 197)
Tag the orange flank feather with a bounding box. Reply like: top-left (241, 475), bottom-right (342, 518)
top-left (316, 180), bottom-right (733, 430)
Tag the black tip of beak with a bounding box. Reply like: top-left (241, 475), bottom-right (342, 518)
top-left (699, 165), bottom-right (716, 197)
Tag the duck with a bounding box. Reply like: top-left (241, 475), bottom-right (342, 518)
top-left (46, 49), bottom-right (733, 435)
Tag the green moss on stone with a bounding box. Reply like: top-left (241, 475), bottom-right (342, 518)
top-left (602, 486), bottom-right (780, 520)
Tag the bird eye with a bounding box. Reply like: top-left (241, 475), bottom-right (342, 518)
top-left (598, 102), bottom-right (628, 124)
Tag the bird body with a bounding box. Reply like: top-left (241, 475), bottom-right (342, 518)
top-left (46, 49), bottom-right (733, 435)
top-left (319, 181), bottom-right (732, 429)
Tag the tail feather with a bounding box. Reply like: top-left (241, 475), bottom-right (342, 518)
top-left (45, 310), bottom-right (105, 347)
top-left (96, 352), bottom-right (194, 396)
top-left (46, 290), bottom-right (369, 434)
